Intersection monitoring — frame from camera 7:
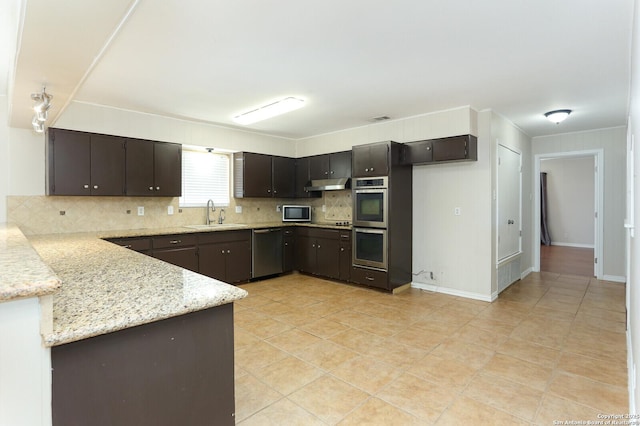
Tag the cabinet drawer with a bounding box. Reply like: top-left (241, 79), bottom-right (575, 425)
top-left (351, 266), bottom-right (388, 290)
top-left (152, 234), bottom-right (197, 249)
top-left (296, 227), bottom-right (339, 240)
top-left (198, 230), bottom-right (251, 245)
top-left (338, 231), bottom-right (351, 241)
top-left (108, 237), bottom-right (151, 252)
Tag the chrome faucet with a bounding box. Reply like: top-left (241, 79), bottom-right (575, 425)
top-left (218, 208), bottom-right (225, 224)
top-left (206, 199), bottom-right (215, 225)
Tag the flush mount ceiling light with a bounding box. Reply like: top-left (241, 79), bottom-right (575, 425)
top-left (30, 87), bottom-right (53, 133)
top-left (544, 109), bottom-right (572, 124)
top-left (233, 97), bottom-right (304, 125)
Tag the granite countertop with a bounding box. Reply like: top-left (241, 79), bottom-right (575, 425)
top-left (97, 221), bottom-right (352, 239)
top-left (28, 232), bottom-right (248, 347)
top-left (0, 223), bottom-right (61, 302)
top-left (10, 221), bottom-right (344, 347)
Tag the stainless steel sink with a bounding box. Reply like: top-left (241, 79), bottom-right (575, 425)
top-left (184, 224), bottom-right (248, 230)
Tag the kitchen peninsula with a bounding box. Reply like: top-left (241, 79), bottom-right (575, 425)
top-left (0, 224), bottom-right (247, 426)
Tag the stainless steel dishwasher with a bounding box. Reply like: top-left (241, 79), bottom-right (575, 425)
top-left (252, 228), bottom-right (283, 279)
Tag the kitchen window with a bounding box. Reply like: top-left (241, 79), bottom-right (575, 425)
top-left (180, 149), bottom-right (230, 207)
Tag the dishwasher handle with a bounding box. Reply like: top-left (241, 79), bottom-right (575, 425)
top-left (253, 228), bottom-right (282, 234)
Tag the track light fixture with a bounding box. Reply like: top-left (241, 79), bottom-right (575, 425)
top-left (31, 87), bottom-right (53, 133)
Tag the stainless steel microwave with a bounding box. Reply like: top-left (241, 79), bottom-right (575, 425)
top-left (282, 205), bottom-right (311, 222)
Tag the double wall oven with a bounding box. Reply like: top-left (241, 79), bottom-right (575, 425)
top-left (353, 176), bottom-right (388, 271)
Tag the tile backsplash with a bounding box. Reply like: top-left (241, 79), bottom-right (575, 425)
top-left (7, 190), bottom-right (352, 235)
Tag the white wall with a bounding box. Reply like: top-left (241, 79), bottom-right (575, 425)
top-left (533, 127), bottom-right (627, 278)
top-left (540, 157), bottom-right (595, 247)
top-left (627, 0), bottom-right (640, 415)
top-left (0, 96), bottom-right (8, 222)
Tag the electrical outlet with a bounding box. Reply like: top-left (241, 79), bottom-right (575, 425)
top-left (137, 206), bottom-right (144, 216)
top-left (276, 205), bottom-right (281, 212)
top-left (322, 205), bottom-right (326, 212)
top-left (235, 206), bottom-right (242, 213)
top-left (167, 206), bottom-right (174, 215)
top-left (454, 207), bottom-right (461, 216)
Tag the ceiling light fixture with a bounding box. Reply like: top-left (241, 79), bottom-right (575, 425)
top-left (30, 87), bottom-right (53, 133)
top-left (233, 97), bottom-right (304, 125)
top-left (544, 109), bottom-right (572, 124)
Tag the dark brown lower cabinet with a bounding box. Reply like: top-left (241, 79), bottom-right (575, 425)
top-left (52, 303), bottom-right (236, 426)
top-left (351, 266), bottom-right (388, 290)
top-left (198, 230), bottom-right (252, 284)
top-left (283, 229), bottom-right (295, 272)
top-left (296, 228), bottom-right (340, 280)
top-left (106, 237), bottom-right (151, 255)
top-left (339, 244), bottom-right (351, 282)
top-left (152, 234), bottom-right (198, 273)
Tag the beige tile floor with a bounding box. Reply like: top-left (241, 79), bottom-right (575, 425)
top-left (234, 272), bottom-right (627, 425)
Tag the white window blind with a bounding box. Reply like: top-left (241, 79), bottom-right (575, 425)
top-left (180, 150), bottom-right (230, 207)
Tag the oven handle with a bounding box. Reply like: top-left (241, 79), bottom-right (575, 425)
top-left (354, 227), bottom-right (386, 234)
top-left (354, 188), bottom-right (387, 194)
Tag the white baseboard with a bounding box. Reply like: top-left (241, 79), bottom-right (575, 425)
top-left (411, 282), bottom-right (494, 302)
top-left (602, 274), bottom-right (627, 283)
top-left (550, 242), bottom-right (595, 249)
top-left (521, 267), bottom-right (534, 280)
top-left (628, 330), bottom-right (636, 416)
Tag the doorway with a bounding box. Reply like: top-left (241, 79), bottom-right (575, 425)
top-left (534, 149), bottom-right (604, 278)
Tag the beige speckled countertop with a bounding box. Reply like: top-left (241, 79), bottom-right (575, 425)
top-left (14, 222), bottom-right (346, 347)
top-left (28, 231), bottom-right (248, 347)
top-left (0, 223), bottom-right (61, 302)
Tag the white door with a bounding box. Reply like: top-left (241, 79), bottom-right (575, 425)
top-left (498, 144), bottom-right (522, 261)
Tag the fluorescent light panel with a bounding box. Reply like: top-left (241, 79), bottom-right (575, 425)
top-left (233, 97), bottom-right (304, 125)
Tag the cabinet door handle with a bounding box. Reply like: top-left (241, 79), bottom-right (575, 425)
top-left (366, 276), bottom-right (374, 281)
top-left (156, 186), bottom-right (160, 191)
top-left (340, 247), bottom-right (344, 252)
top-left (370, 167), bottom-right (374, 172)
top-left (169, 240), bottom-right (181, 244)
top-left (365, 168), bottom-right (369, 172)
top-left (93, 185), bottom-right (99, 189)
top-left (149, 186), bottom-right (154, 191)
top-left (317, 245), bottom-right (321, 249)
top-left (284, 242), bottom-right (289, 246)
top-left (123, 244), bottom-right (132, 249)
top-left (83, 184), bottom-right (89, 189)
top-left (227, 250), bottom-right (231, 254)
top-left (312, 244), bottom-right (316, 248)
top-left (274, 190), bottom-right (277, 194)
top-left (330, 170), bottom-right (334, 174)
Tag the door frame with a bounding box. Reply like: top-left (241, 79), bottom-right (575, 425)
top-left (533, 149), bottom-right (604, 278)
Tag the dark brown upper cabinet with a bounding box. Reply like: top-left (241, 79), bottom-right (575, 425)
top-left (272, 155), bottom-right (296, 198)
top-left (295, 157), bottom-right (316, 198)
top-left (234, 152), bottom-right (295, 198)
top-left (404, 135), bottom-right (477, 165)
top-left (309, 151), bottom-right (352, 180)
top-left (352, 142), bottom-right (392, 177)
top-left (46, 128), bottom-right (125, 196)
top-left (125, 139), bottom-right (182, 197)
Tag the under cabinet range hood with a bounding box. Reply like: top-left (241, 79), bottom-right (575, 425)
top-left (304, 177), bottom-right (350, 192)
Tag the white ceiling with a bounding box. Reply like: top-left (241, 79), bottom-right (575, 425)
top-left (3, 0), bottom-right (635, 140)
